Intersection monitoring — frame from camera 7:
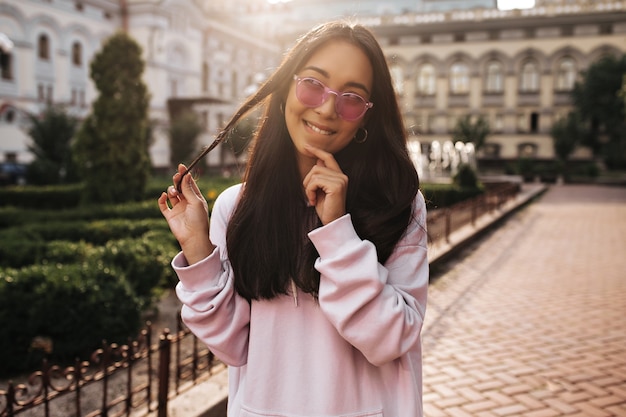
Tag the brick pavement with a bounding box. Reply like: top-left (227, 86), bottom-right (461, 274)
top-left (422, 184), bottom-right (626, 417)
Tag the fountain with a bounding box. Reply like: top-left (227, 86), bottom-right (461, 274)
top-left (408, 139), bottom-right (476, 182)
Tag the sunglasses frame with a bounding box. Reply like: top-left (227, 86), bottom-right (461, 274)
top-left (293, 75), bottom-right (373, 121)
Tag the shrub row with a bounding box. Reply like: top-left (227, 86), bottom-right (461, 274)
top-left (0, 175), bottom-right (239, 209)
top-left (0, 263), bottom-right (142, 375)
top-left (0, 200), bottom-right (162, 229)
top-left (0, 219), bottom-right (169, 266)
top-left (420, 183), bottom-right (484, 210)
top-left (0, 229), bottom-right (179, 376)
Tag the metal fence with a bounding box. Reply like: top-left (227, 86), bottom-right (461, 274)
top-left (426, 182), bottom-right (521, 247)
top-left (0, 182), bottom-right (521, 417)
top-left (0, 316), bottom-right (222, 417)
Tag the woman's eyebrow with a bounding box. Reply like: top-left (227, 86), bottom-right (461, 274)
top-left (301, 65), bottom-right (371, 95)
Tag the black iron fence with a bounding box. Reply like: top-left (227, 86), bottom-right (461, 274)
top-left (0, 316), bottom-right (222, 417)
top-left (426, 182), bottom-right (521, 246)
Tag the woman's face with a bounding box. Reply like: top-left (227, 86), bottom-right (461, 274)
top-left (285, 40), bottom-right (373, 176)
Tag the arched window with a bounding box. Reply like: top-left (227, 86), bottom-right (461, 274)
top-left (485, 60), bottom-right (503, 93)
top-left (520, 60), bottom-right (539, 92)
top-left (417, 63), bottom-right (436, 95)
top-left (518, 142), bottom-right (538, 158)
top-left (72, 42), bottom-right (82, 66)
top-left (389, 63), bottom-right (404, 95)
top-left (449, 61), bottom-right (469, 94)
top-left (556, 57), bottom-right (576, 91)
top-left (38, 34), bottom-right (50, 60)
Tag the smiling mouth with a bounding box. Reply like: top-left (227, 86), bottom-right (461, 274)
top-left (305, 120), bottom-right (335, 136)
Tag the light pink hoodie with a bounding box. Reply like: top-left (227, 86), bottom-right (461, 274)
top-left (174, 184), bottom-right (428, 417)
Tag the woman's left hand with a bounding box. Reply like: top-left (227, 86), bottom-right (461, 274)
top-left (302, 145), bottom-right (348, 225)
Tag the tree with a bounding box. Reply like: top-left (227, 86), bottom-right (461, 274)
top-left (452, 114), bottom-right (490, 151)
top-left (571, 54), bottom-right (626, 169)
top-left (73, 32), bottom-right (151, 204)
top-left (550, 111), bottom-right (585, 178)
top-left (26, 105), bottom-right (79, 185)
top-left (169, 110), bottom-right (203, 169)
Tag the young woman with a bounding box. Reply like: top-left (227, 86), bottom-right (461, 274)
top-left (158, 20), bottom-right (428, 417)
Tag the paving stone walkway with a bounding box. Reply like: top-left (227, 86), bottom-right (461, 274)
top-left (422, 184), bottom-right (626, 417)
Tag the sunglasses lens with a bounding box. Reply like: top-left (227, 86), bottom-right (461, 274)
top-left (297, 78), bottom-right (325, 107)
top-left (337, 94), bottom-right (366, 121)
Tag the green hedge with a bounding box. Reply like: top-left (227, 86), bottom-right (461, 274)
top-left (420, 183), bottom-right (484, 210)
top-left (0, 176), bottom-right (239, 377)
top-left (0, 263), bottom-right (142, 375)
top-left (0, 200), bottom-right (162, 228)
top-left (0, 175), bottom-right (238, 209)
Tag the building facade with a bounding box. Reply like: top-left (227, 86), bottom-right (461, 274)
top-left (363, 0), bottom-right (626, 171)
top-left (0, 0), bottom-right (279, 171)
top-left (1, 0), bottom-right (625, 175)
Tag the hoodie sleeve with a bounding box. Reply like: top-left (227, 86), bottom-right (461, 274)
top-left (308, 191), bottom-right (428, 367)
top-left (174, 184), bottom-right (251, 367)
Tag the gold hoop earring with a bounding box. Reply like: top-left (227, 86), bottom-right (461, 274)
top-left (279, 103), bottom-right (285, 114)
top-left (354, 127), bottom-right (368, 144)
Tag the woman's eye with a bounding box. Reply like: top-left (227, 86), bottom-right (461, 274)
top-left (304, 79), bottom-right (324, 89)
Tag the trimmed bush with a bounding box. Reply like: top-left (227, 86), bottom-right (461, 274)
top-left (0, 263), bottom-right (141, 376)
top-left (420, 183), bottom-right (484, 210)
top-left (100, 235), bottom-right (179, 309)
top-left (0, 183), bottom-right (83, 209)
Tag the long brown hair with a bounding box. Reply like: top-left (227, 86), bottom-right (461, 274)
top-left (221, 21), bottom-right (419, 300)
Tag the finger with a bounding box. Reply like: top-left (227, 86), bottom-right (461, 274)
top-left (179, 172), bottom-right (204, 202)
top-left (304, 145), bottom-right (342, 171)
top-left (173, 164), bottom-right (189, 192)
top-left (158, 192), bottom-right (173, 216)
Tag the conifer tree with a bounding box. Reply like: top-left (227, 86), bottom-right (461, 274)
top-left (27, 105), bottom-right (79, 184)
top-left (74, 32), bottom-right (151, 204)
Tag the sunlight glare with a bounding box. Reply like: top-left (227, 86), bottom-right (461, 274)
top-left (497, 0), bottom-right (536, 10)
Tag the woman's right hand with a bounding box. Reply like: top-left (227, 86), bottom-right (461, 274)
top-left (158, 164), bottom-right (216, 265)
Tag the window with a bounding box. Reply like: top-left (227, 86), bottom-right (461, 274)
top-left (72, 42), bottom-right (82, 66)
top-left (530, 112), bottom-right (539, 133)
top-left (485, 61), bottom-right (503, 93)
top-left (449, 61), bottom-right (469, 94)
top-left (1, 50), bottom-right (12, 80)
top-left (518, 143), bottom-right (538, 158)
top-left (5, 109), bottom-right (15, 123)
top-left (556, 57), bottom-right (576, 91)
top-left (520, 60), bottom-right (539, 92)
top-left (494, 113), bottom-right (504, 132)
top-left (390, 64), bottom-right (404, 95)
top-left (38, 34), bottom-right (50, 60)
top-left (482, 143), bottom-right (501, 158)
top-left (417, 63), bottom-right (436, 95)
top-left (38, 83), bottom-right (53, 103)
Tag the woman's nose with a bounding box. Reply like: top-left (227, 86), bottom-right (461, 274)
top-left (315, 92), bottom-right (339, 119)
